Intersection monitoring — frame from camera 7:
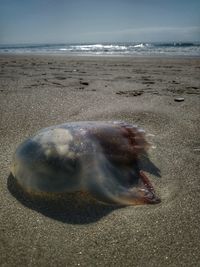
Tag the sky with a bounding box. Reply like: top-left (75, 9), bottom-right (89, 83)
top-left (0, 0), bottom-right (200, 44)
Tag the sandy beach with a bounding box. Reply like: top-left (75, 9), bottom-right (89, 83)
top-left (0, 54), bottom-right (200, 267)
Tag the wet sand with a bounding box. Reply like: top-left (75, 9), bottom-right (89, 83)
top-left (0, 55), bottom-right (200, 267)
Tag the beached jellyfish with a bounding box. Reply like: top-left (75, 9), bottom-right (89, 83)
top-left (11, 121), bottom-right (160, 205)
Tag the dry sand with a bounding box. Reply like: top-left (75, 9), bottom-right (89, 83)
top-left (0, 55), bottom-right (200, 267)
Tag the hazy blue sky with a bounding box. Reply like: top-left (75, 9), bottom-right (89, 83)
top-left (0, 0), bottom-right (200, 44)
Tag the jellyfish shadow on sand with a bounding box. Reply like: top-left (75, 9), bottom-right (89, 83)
top-left (7, 154), bottom-right (160, 225)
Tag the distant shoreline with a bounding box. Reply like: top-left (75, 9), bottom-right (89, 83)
top-left (1, 42), bottom-right (200, 57)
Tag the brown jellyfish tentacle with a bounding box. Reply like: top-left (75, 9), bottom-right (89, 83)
top-left (88, 177), bottom-right (160, 205)
top-left (86, 159), bottom-right (160, 206)
top-left (136, 170), bottom-right (161, 204)
top-left (139, 170), bottom-right (155, 193)
top-left (112, 125), bottom-right (160, 205)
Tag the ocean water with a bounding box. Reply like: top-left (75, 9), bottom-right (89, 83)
top-left (0, 42), bottom-right (200, 56)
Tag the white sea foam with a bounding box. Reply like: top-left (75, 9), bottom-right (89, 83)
top-left (134, 43), bottom-right (145, 48)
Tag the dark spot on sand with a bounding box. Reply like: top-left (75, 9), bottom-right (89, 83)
top-left (142, 81), bottom-right (155, 85)
top-left (141, 76), bottom-right (151, 81)
top-left (55, 76), bottom-right (66, 80)
top-left (116, 90), bottom-right (143, 97)
top-left (187, 86), bottom-right (198, 90)
top-left (145, 89), bottom-right (160, 95)
top-left (52, 82), bottom-right (62, 86)
top-left (80, 81), bottom-right (89, 86)
top-left (172, 80), bottom-right (180, 84)
top-left (168, 87), bottom-right (200, 95)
